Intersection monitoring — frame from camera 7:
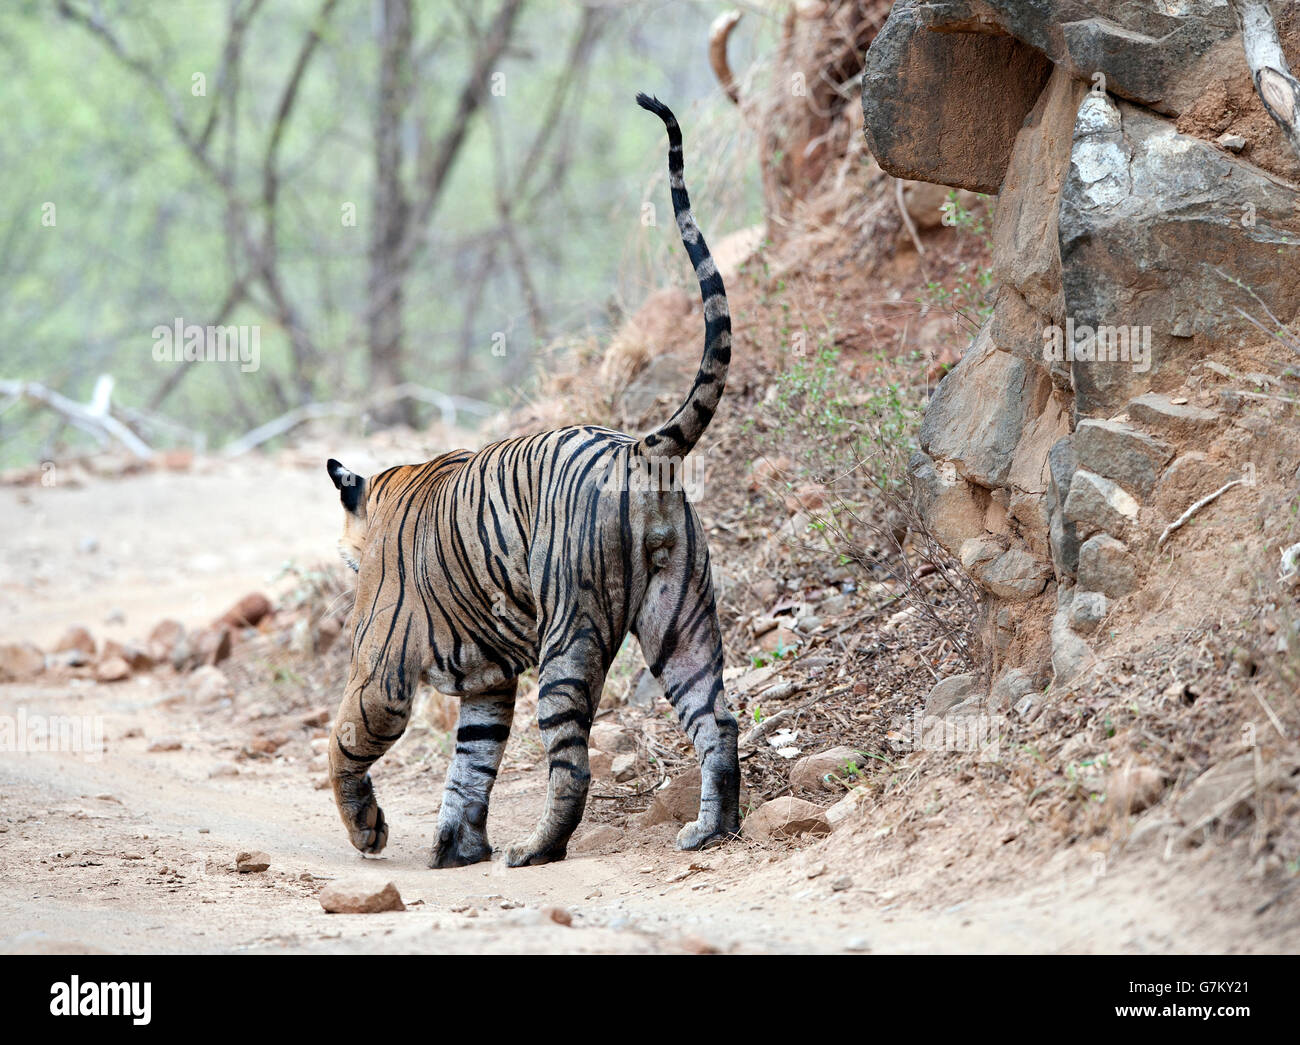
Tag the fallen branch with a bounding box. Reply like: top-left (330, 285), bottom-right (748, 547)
top-left (1229, 0), bottom-right (1300, 158)
top-left (222, 383), bottom-right (495, 457)
top-left (1156, 479), bottom-right (1246, 548)
top-left (0, 378), bottom-right (154, 459)
top-left (894, 178), bottom-right (926, 257)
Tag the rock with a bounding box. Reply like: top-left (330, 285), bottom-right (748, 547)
top-left (54, 625), bottom-right (96, 658)
top-left (611, 752), bottom-right (637, 783)
top-left (920, 326), bottom-right (1054, 491)
top-left (193, 626), bottom-right (232, 668)
top-left (830, 876), bottom-right (853, 892)
top-left (1077, 534), bottom-right (1139, 599)
top-left (1063, 470), bottom-right (1139, 540)
top-left (909, 451), bottom-right (987, 560)
top-left (627, 669), bottom-right (664, 709)
top-left (1174, 753), bottom-right (1256, 828)
top-left (1215, 132), bottom-right (1246, 152)
top-left (94, 656), bottom-right (131, 683)
top-left (1050, 605), bottom-right (1097, 690)
top-left (0, 641), bottom-right (46, 681)
top-left (1047, 436), bottom-right (1081, 580)
top-left (1068, 590), bottom-right (1109, 635)
top-left (923, 674), bottom-right (979, 718)
top-left (790, 746), bottom-right (863, 791)
top-left (992, 67), bottom-right (1086, 321)
top-left (1060, 93), bottom-right (1300, 417)
top-left (147, 736), bottom-right (183, 752)
top-left (989, 668), bottom-right (1036, 713)
top-left (973, 545), bottom-right (1052, 601)
top-left (825, 787), bottom-right (870, 832)
top-left (147, 619), bottom-right (186, 664)
top-left (209, 763), bottom-right (240, 778)
top-left (191, 665), bottom-right (233, 703)
top-left (914, 1), bottom-right (1240, 118)
top-left (1152, 453), bottom-right (1232, 519)
top-left (218, 592), bottom-right (272, 630)
top-left (861, 1), bottom-right (1052, 194)
top-left (758, 626), bottom-right (801, 654)
top-left (1107, 766), bottom-right (1166, 814)
top-left (1127, 393), bottom-right (1221, 438)
top-left (318, 880), bottom-right (405, 914)
top-left (590, 721), bottom-right (635, 754)
top-left (741, 797), bottom-right (831, 841)
top-left (635, 768), bottom-right (702, 827)
top-left (235, 850), bottom-right (270, 873)
top-left (1072, 419), bottom-right (1173, 500)
top-left (541, 906), bottom-right (572, 927)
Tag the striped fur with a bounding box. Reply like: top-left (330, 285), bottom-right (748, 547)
top-left (325, 96), bottom-right (739, 868)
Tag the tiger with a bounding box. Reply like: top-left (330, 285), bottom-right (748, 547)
top-left (324, 94), bottom-right (739, 868)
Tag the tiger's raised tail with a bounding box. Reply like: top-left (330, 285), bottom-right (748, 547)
top-left (634, 93), bottom-right (731, 463)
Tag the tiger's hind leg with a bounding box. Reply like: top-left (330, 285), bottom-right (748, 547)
top-left (430, 680), bottom-right (517, 868)
top-left (635, 505), bottom-right (740, 850)
top-left (503, 641), bottom-right (606, 867)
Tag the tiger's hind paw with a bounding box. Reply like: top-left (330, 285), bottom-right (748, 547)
top-left (675, 819), bottom-right (735, 852)
top-left (429, 821), bottom-right (491, 868)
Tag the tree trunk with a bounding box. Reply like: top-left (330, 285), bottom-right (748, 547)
top-left (367, 0), bottom-right (415, 426)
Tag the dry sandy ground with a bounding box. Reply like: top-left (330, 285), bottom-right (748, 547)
top-left (1, 461), bottom-right (1296, 953)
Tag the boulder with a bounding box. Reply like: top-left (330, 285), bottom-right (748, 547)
top-left (1051, 604), bottom-right (1097, 689)
top-left (923, 674), bottom-right (979, 718)
top-left (862, 1), bottom-right (1052, 194)
top-left (218, 592), bottom-right (272, 630)
top-left (909, 451), bottom-right (987, 559)
top-left (235, 850), bottom-right (270, 873)
top-left (1077, 534), bottom-right (1139, 599)
top-left (1068, 590), bottom-right (1110, 635)
top-left (147, 619), bottom-right (186, 664)
top-left (1063, 470), bottom-right (1139, 540)
top-left (741, 797), bottom-right (831, 842)
top-left (1127, 393), bottom-right (1221, 438)
top-left (1072, 419), bottom-right (1173, 501)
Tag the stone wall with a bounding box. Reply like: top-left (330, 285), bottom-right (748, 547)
top-left (862, 0), bottom-right (1300, 708)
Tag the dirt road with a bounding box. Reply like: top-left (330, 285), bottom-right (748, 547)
top-left (1, 460), bottom-right (1295, 953)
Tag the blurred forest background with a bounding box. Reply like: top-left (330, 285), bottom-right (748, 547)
top-left (1, 0), bottom-right (777, 466)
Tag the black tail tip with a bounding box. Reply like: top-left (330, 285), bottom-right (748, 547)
top-left (636, 92), bottom-right (675, 123)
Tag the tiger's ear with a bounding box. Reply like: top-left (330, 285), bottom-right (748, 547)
top-left (327, 458), bottom-right (365, 515)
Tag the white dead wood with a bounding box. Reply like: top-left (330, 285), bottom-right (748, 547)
top-left (0, 377), bottom-right (154, 459)
top-left (1229, 0), bottom-right (1300, 158)
top-left (222, 383), bottom-right (495, 458)
top-left (1156, 479), bottom-right (1246, 549)
top-left (709, 10), bottom-right (743, 105)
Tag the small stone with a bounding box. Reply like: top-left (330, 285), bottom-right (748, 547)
top-left (147, 619), bottom-right (186, 663)
top-left (0, 641), bottom-right (46, 681)
top-left (676, 934), bottom-right (720, 955)
top-left (235, 850), bottom-right (270, 873)
top-left (845, 937), bottom-right (871, 952)
top-left (54, 625), bottom-right (96, 658)
top-left (590, 721), bottom-right (635, 753)
top-left (741, 796), bottom-right (830, 841)
top-left (209, 763), bottom-right (240, 778)
top-left (830, 876), bottom-right (853, 892)
top-left (611, 752), bottom-right (637, 782)
top-left (95, 656), bottom-right (131, 683)
top-left (218, 592), bottom-right (273, 630)
top-left (790, 746), bottom-right (863, 791)
top-left (147, 736), bottom-right (183, 752)
top-left (318, 880), bottom-right (405, 914)
top-left (191, 665), bottom-right (233, 703)
top-left (923, 674), bottom-right (979, 717)
top-left (541, 906), bottom-right (572, 927)
top-left (1215, 132), bottom-right (1246, 152)
top-left (193, 626), bottom-right (232, 667)
top-left (1107, 765), bottom-right (1166, 814)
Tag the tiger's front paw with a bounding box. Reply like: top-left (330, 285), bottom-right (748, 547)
top-left (503, 835), bottom-right (567, 867)
top-left (338, 774), bottom-right (389, 855)
top-left (430, 819), bottom-right (491, 869)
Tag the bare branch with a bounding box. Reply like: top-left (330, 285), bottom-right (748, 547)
top-left (1230, 0), bottom-right (1300, 158)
